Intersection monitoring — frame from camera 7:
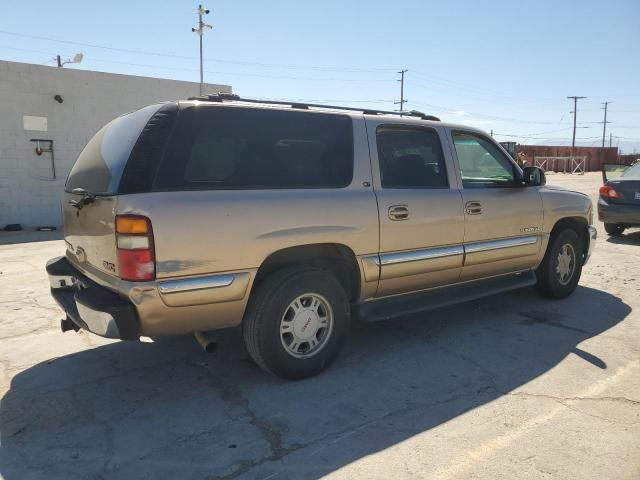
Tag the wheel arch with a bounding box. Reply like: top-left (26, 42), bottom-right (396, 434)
top-left (548, 216), bottom-right (589, 261)
top-left (253, 243), bottom-right (361, 302)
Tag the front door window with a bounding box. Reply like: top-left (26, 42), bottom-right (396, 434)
top-left (452, 132), bottom-right (516, 188)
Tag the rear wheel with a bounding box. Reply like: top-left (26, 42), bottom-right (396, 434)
top-left (536, 228), bottom-right (583, 299)
top-left (604, 223), bottom-right (625, 236)
top-left (243, 267), bottom-right (349, 380)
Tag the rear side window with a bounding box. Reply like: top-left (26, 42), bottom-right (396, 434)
top-left (376, 127), bottom-right (448, 188)
top-left (154, 106), bottom-right (354, 190)
top-left (65, 104), bottom-right (162, 194)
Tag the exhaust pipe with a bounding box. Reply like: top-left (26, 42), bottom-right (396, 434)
top-left (194, 331), bottom-right (218, 353)
top-left (61, 317), bottom-right (80, 333)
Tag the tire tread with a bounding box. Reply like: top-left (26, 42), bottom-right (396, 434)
top-left (536, 228), bottom-right (583, 299)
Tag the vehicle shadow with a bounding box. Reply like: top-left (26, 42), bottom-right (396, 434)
top-left (0, 229), bottom-right (63, 245)
top-left (606, 230), bottom-right (640, 245)
top-left (0, 286), bottom-right (630, 480)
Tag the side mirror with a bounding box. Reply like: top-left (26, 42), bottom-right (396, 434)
top-left (522, 166), bottom-right (545, 186)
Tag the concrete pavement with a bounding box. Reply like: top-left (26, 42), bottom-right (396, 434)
top-left (1, 172), bottom-right (638, 479)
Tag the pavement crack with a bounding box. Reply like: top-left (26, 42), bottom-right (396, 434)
top-left (506, 391), bottom-right (640, 406)
top-left (204, 378), bottom-right (500, 479)
top-left (190, 361), bottom-right (287, 464)
top-left (437, 343), bottom-right (500, 389)
top-left (503, 391), bottom-right (639, 425)
top-left (7, 425), bottom-right (27, 438)
top-left (516, 310), bottom-right (593, 334)
top-left (0, 328), bottom-right (47, 341)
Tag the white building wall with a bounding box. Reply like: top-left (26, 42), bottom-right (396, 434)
top-left (0, 60), bottom-right (231, 227)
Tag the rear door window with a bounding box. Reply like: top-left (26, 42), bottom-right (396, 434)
top-left (376, 126), bottom-right (448, 188)
top-left (65, 104), bottom-right (162, 194)
top-left (154, 106), bottom-right (354, 190)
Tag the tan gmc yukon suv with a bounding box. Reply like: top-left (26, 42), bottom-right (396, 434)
top-left (47, 94), bottom-right (597, 379)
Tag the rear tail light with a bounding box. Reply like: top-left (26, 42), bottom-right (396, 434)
top-left (599, 185), bottom-right (621, 199)
top-left (115, 215), bottom-right (155, 281)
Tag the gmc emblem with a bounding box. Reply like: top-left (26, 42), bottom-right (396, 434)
top-left (102, 261), bottom-right (116, 272)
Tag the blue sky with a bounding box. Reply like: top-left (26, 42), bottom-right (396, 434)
top-left (2, 0), bottom-right (639, 152)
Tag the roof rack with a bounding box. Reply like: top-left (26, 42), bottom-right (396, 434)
top-left (186, 93), bottom-right (440, 121)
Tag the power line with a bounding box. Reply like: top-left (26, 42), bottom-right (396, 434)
top-left (612, 135), bottom-right (640, 141)
top-left (0, 29), bottom-right (394, 73)
top-left (0, 45), bottom-right (394, 82)
top-left (492, 127), bottom-right (575, 138)
top-left (410, 70), bottom-right (558, 104)
top-left (1, 31), bottom-right (638, 146)
top-left (406, 80), bottom-right (555, 109)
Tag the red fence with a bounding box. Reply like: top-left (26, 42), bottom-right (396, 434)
top-left (515, 145), bottom-right (619, 172)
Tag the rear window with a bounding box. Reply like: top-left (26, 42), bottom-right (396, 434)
top-left (154, 106), bottom-right (354, 190)
top-left (65, 104), bottom-right (162, 194)
top-left (621, 162), bottom-right (640, 179)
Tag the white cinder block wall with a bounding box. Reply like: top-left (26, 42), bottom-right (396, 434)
top-left (0, 60), bottom-right (231, 227)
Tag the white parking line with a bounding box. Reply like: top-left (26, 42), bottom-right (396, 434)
top-left (431, 360), bottom-right (639, 480)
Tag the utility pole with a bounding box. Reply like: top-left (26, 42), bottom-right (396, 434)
top-left (609, 132), bottom-right (612, 148)
top-left (395, 69), bottom-right (408, 115)
top-left (56, 55), bottom-right (61, 67)
top-left (191, 5), bottom-right (212, 96)
top-left (600, 101), bottom-right (611, 148)
top-left (567, 96), bottom-right (587, 151)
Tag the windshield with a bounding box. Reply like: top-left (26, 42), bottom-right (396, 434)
top-left (65, 104), bottom-right (161, 194)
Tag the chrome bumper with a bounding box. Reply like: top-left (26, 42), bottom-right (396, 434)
top-left (584, 225), bottom-right (597, 265)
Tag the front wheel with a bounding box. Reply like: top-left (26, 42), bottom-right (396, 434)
top-left (604, 223), bottom-right (625, 236)
top-left (536, 229), bottom-right (583, 299)
top-left (242, 267), bottom-right (349, 380)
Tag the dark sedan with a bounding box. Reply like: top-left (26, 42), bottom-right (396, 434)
top-left (598, 162), bottom-right (640, 235)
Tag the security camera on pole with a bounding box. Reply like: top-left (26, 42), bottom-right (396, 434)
top-left (191, 4), bottom-right (212, 96)
top-left (55, 52), bottom-right (83, 68)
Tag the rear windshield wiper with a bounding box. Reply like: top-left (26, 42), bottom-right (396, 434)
top-left (69, 188), bottom-right (96, 210)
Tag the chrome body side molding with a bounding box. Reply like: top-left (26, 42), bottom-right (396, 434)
top-left (464, 235), bottom-right (538, 254)
top-left (377, 245), bottom-right (464, 266)
top-left (159, 274), bottom-right (235, 294)
top-left (376, 235), bottom-right (541, 282)
top-left (158, 272), bottom-right (251, 307)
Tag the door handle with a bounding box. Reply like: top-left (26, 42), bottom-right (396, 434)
top-left (388, 205), bottom-right (409, 221)
top-left (465, 201), bottom-right (482, 215)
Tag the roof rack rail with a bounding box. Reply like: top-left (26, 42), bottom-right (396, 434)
top-left (187, 92), bottom-right (241, 102)
top-left (186, 94), bottom-right (440, 121)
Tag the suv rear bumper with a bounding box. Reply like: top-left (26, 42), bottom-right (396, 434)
top-left (46, 256), bottom-right (139, 340)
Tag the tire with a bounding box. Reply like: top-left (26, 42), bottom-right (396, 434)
top-left (242, 267), bottom-right (350, 380)
top-left (604, 223), bottom-right (625, 236)
top-left (536, 228), bottom-right (583, 299)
